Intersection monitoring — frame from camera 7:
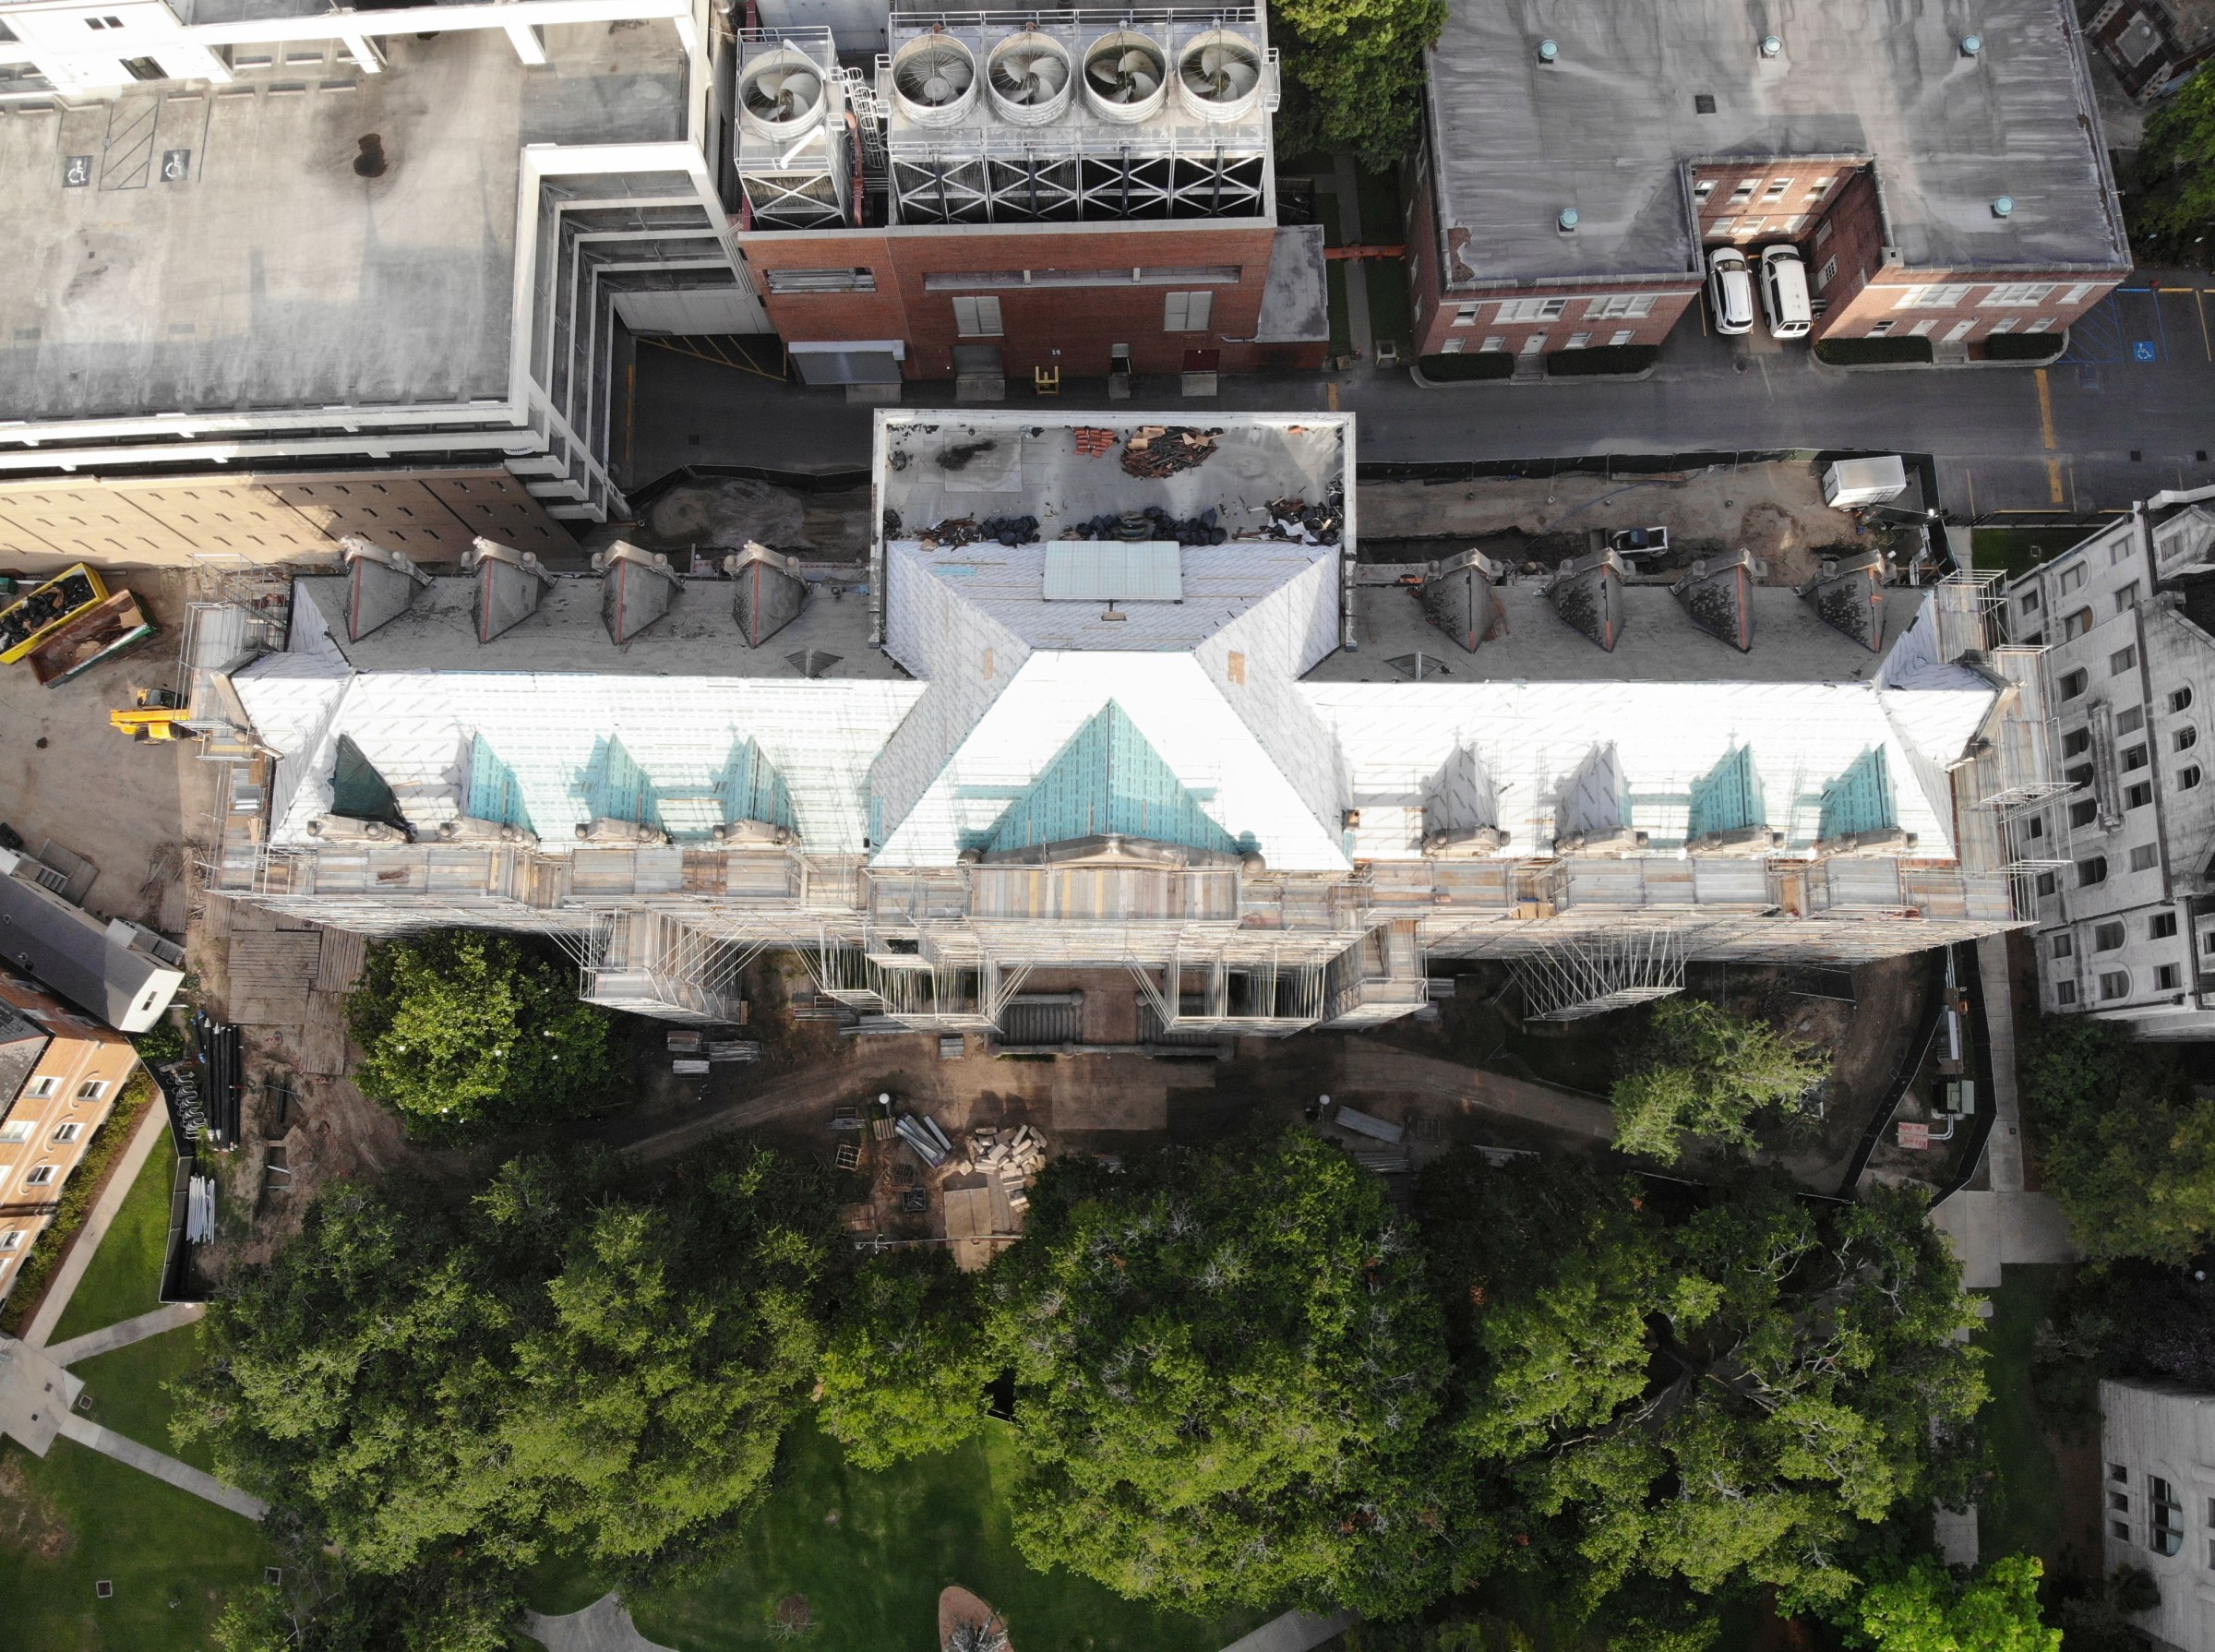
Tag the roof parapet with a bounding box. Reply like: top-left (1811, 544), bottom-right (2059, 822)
top-left (593, 542), bottom-right (684, 644)
top-left (464, 537), bottom-right (556, 644)
top-left (1546, 549), bottom-right (1627, 651)
top-left (726, 542), bottom-right (810, 648)
top-left (1672, 550), bottom-right (1765, 652)
top-left (340, 537), bottom-right (432, 642)
top-left (1797, 550), bottom-right (1886, 651)
top-left (1418, 547), bottom-right (1508, 652)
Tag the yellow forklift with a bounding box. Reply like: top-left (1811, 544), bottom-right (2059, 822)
top-left (110, 687), bottom-right (190, 743)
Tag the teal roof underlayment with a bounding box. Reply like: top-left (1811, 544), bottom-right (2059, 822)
top-left (1818, 747), bottom-right (1897, 841)
top-left (467, 739), bottom-right (534, 832)
top-left (329, 734), bottom-right (404, 825)
top-left (986, 701), bottom-right (1237, 856)
top-left (580, 736), bottom-right (661, 829)
top-left (1687, 745), bottom-right (1765, 840)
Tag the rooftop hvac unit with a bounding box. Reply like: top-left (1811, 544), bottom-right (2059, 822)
top-left (891, 32), bottom-right (978, 126)
top-left (1082, 30), bottom-right (1167, 124)
top-left (986, 30), bottom-right (1073, 125)
top-left (735, 30), bottom-right (851, 230)
top-left (1176, 28), bottom-right (1263, 123)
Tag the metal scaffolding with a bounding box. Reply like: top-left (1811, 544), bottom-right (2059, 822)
top-left (1514, 928), bottom-right (1686, 1021)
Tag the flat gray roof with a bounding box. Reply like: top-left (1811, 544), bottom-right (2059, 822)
top-left (1425, 0), bottom-right (2126, 284)
top-left (1255, 225), bottom-right (1329, 343)
top-left (0, 25), bottom-right (684, 424)
top-left (1310, 581), bottom-right (1918, 683)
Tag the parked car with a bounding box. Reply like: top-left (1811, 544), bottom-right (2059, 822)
top-left (1609, 526), bottom-right (1671, 557)
top-left (1759, 244), bottom-right (1813, 339)
top-left (1706, 247), bottom-right (1754, 336)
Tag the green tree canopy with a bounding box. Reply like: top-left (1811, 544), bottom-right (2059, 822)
top-left (1270, 0), bottom-right (1447, 172)
top-left (817, 1248), bottom-right (996, 1470)
top-left (1415, 1155), bottom-right (1984, 1634)
top-left (2128, 74), bottom-right (2215, 262)
top-left (1608, 998), bottom-right (1830, 1164)
top-left (1841, 1555), bottom-right (2060, 1652)
top-left (176, 1143), bottom-right (833, 1646)
top-left (2018, 1013), bottom-right (2215, 1263)
top-left (347, 931), bottom-right (620, 1132)
top-left (980, 1129), bottom-right (1455, 1619)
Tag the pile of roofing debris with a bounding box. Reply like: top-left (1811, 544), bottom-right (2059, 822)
top-left (1119, 425), bottom-right (1221, 478)
top-left (1063, 505), bottom-right (1231, 546)
top-left (1266, 493), bottom-right (1345, 546)
top-left (913, 512), bottom-right (1043, 548)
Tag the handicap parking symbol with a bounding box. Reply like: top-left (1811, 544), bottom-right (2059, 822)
top-left (2134, 339), bottom-right (2159, 362)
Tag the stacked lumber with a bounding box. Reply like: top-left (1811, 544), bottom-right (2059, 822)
top-left (968, 1123), bottom-right (1046, 1218)
top-left (1072, 426), bottom-right (1119, 456)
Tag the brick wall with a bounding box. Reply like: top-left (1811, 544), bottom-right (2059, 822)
top-left (737, 222), bottom-right (1298, 379)
top-left (1691, 158), bottom-right (1862, 249)
top-left (1414, 280), bottom-right (1696, 359)
top-left (0, 972), bottom-right (136, 1295)
top-left (1802, 169), bottom-right (1888, 332)
top-left (1822, 262), bottom-right (2122, 343)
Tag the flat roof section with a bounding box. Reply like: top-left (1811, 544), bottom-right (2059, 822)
top-left (1425, 0), bottom-right (2126, 284)
top-left (0, 25), bottom-right (686, 425)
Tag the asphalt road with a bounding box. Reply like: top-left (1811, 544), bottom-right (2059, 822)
top-left (625, 269), bottom-right (2215, 521)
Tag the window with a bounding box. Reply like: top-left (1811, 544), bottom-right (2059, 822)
top-left (2157, 964), bottom-right (2183, 990)
top-left (1815, 256), bottom-right (1838, 292)
top-left (2101, 971), bottom-right (2131, 1000)
top-left (1815, 217), bottom-right (1835, 247)
top-left (2059, 668), bottom-right (2089, 700)
top-left (2060, 564), bottom-right (2086, 593)
top-left (2173, 687), bottom-right (2196, 712)
top-left (2062, 727), bottom-right (2091, 758)
top-left (2180, 725), bottom-right (2200, 750)
top-left (1479, 336), bottom-right (1505, 352)
top-left (2037, 871), bottom-right (2058, 897)
top-left (1983, 282), bottom-right (2055, 307)
top-left (2118, 706), bottom-right (2145, 735)
top-left (2078, 856), bottom-right (2109, 886)
top-left (0, 1231), bottom-right (17, 1251)
top-left (2111, 1464), bottom-right (2130, 1483)
top-left (1454, 303), bottom-right (1480, 325)
top-left (1893, 283), bottom-right (1974, 309)
top-left (51, 1122), bottom-right (80, 1143)
top-left (1868, 320), bottom-right (1896, 336)
top-left (1163, 290), bottom-right (1214, 331)
top-left (1587, 293), bottom-right (1657, 319)
top-left (1566, 332), bottom-right (1591, 349)
top-left (2020, 588), bottom-right (2043, 616)
top-left (2027, 813), bottom-right (2046, 839)
top-left (1497, 297), bottom-right (1570, 323)
top-left (2184, 766), bottom-right (2205, 790)
top-left (0, 1122), bottom-right (29, 1144)
top-left (2063, 282), bottom-right (2100, 305)
top-left (2152, 912), bottom-right (2180, 940)
top-left (2094, 922), bottom-right (2126, 952)
top-left (1609, 329), bottom-right (1634, 346)
top-left (2124, 744), bottom-right (2149, 772)
top-left (1764, 179), bottom-right (1790, 200)
top-left (1730, 180), bottom-right (1756, 200)
top-left (1711, 217), bottom-right (1738, 237)
top-left (23, 1166), bottom-right (55, 1186)
top-left (2152, 1478), bottom-right (2185, 1556)
top-left (952, 295), bottom-right (1002, 337)
top-left (2112, 1490), bottom-right (2133, 1512)
top-left (2055, 979), bottom-right (2078, 1004)
top-left (1694, 178), bottom-right (1717, 199)
top-left (2069, 798), bottom-right (2098, 827)
top-left (1990, 317), bottom-right (2017, 336)
top-left (765, 268), bottom-right (876, 294)
top-left (2029, 317), bottom-right (2054, 333)
top-left (927, 266), bottom-right (1241, 291)
top-left (1805, 176), bottom-right (1835, 199)
top-left (26, 1076), bottom-right (56, 1099)
top-left (2113, 1521), bottom-right (2132, 1540)
top-left (2127, 782), bottom-right (2153, 809)
top-left (2131, 844), bottom-right (2160, 872)
top-left (2117, 582), bottom-right (2142, 612)
top-left (2052, 933), bottom-right (2075, 959)
top-left (76, 1080), bottom-right (105, 1101)
top-left (2113, 645), bottom-right (2139, 675)
top-left (1440, 338), bottom-right (1466, 353)
top-left (2062, 608), bottom-right (2093, 639)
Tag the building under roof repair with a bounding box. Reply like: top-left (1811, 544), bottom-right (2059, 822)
top-left (205, 411), bottom-right (2053, 1034)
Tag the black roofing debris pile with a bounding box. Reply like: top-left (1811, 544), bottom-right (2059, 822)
top-left (1119, 425), bottom-right (1220, 479)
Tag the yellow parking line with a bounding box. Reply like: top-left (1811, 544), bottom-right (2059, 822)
top-left (1327, 381), bottom-right (1340, 412)
top-left (2046, 459), bottom-right (2065, 505)
top-left (2200, 291), bottom-right (2213, 363)
top-left (2034, 367), bottom-right (2056, 450)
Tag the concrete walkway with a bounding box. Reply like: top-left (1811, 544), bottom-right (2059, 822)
top-left (1221, 1609), bottom-right (1362, 1652)
top-left (21, 1098), bottom-right (171, 1349)
top-left (0, 1335), bottom-right (83, 1457)
top-left (521, 1594), bottom-right (679, 1652)
top-left (1340, 1039), bottom-right (1616, 1142)
top-left (56, 1412), bottom-right (267, 1521)
top-left (46, 1300), bottom-right (205, 1368)
top-left (1973, 936), bottom-right (2028, 1194)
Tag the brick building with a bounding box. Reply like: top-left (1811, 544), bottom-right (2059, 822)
top-left (1408, 0), bottom-right (2131, 363)
top-left (0, 972), bottom-right (141, 1301)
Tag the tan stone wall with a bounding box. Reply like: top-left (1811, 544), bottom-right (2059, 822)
top-left (0, 468), bottom-right (575, 571)
top-left (0, 972), bottom-right (138, 1286)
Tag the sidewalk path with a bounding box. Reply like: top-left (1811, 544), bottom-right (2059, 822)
top-left (56, 1412), bottom-right (267, 1521)
top-left (46, 1300), bottom-right (204, 1367)
top-left (22, 1098), bottom-right (170, 1349)
top-left (521, 1594), bottom-right (679, 1652)
top-left (1220, 1609), bottom-right (1361, 1652)
top-left (1339, 1039), bottom-right (1616, 1142)
top-left (1974, 936), bottom-right (2027, 1193)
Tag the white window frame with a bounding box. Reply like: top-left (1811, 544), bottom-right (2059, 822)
top-left (76, 1080), bottom-right (106, 1101)
top-left (1496, 297), bottom-right (1570, 323)
top-left (23, 1165), bottom-right (56, 1187)
top-left (0, 1121), bottom-right (30, 1144)
top-left (1586, 293), bottom-right (1656, 319)
top-left (52, 1121), bottom-right (81, 1143)
top-left (952, 295), bottom-right (1003, 337)
top-left (1163, 290), bottom-right (1214, 332)
top-left (1893, 283), bottom-right (1973, 310)
top-left (26, 1076), bottom-right (57, 1099)
top-left (2061, 282), bottom-right (2098, 305)
top-left (1608, 329), bottom-right (1634, 346)
top-left (1453, 303), bottom-right (1480, 326)
top-left (1479, 335), bottom-right (1505, 352)
top-left (1440, 338), bottom-right (1466, 353)
top-left (1982, 282), bottom-right (2054, 307)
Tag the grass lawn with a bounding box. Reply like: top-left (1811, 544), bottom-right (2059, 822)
top-left (46, 1128), bottom-right (176, 1346)
top-left (70, 1323), bottom-right (217, 1475)
top-left (533, 1419), bottom-right (1263, 1652)
top-left (1970, 526), bottom-right (2095, 580)
top-left (1975, 1263), bottom-right (2069, 1565)
top-left (0, 1434), bottom-right (278, 1652)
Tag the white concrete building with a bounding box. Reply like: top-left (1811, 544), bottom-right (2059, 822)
top-left (1997, 499), bottom-right (2215, 1035)
top-left (2102, 1378), bottom-right (2215, 1652)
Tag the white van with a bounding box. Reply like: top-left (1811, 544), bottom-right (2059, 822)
top-left (1706, 247), bottom-right (1754, 336)
top-left (1759, 245), bottom-right (1812, 340)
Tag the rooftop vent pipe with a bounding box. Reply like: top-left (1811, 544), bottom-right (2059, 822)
top-left (1536, 37), bottom-right (1559, 62)
top-left (1758, 33), bottom-right (1782, 54)
top-left (1557, 207), bottom-right (1580, 233)
top-left (1992, 195), bottom-right (2014, 217)
top-left (1959, 33), bottom-right (1983, 54)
